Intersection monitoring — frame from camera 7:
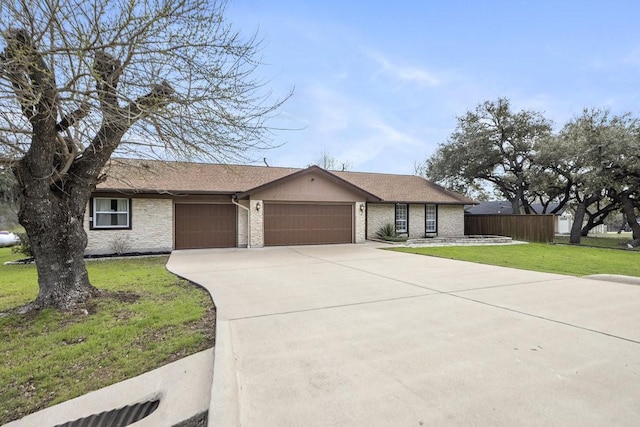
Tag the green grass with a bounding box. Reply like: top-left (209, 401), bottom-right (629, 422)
top-left (393, 243), bottom-right (640, 277)
top-left (554, 233), bottom-right (637, 250)
top-left (0, 249), bottom-right (215, 424)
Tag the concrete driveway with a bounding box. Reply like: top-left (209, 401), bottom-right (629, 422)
top-left (167, 243), bottom-right (640, 426)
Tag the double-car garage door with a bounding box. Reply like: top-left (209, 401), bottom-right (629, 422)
top-left (174, 202), bottom-right (353, 249)
top-left (264, 203), bottom-right (353, 246)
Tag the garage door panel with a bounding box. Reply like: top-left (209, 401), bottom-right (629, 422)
top-left (175, 204), bottom-right (236, 249)
top-left (264, 204), bottom-right (353, 246)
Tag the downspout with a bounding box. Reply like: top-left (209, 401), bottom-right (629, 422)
top-left (231, 195), bottom-right (251, 249)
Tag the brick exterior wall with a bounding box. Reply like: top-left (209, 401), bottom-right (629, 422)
top-left (84, 198), bottom-right (466, 253)
top-left (366, 203), bottom-right (465, 239)
top-left (250, 200), bottom-right (264, 247)
top-left (408, 204), bottom-right (426, 238)
top-left (366, 203), bottom-right (395, 239)
top-left (355, 202), bottom-right (366, 243)
top-left (438, 205), bottom-right (464, 237)
top-left (85, 198), bottom-right (173, 255)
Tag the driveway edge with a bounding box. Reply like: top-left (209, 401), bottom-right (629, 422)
top-left (584, 274), bottom-right (640, 286)
top-left (209, 320), bottom-right (241, 427)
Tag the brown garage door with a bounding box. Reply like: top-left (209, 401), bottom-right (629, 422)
top-left (264, 203), bottom-right (353, 246)
top-left (175, 203), bottom-right (236, 249)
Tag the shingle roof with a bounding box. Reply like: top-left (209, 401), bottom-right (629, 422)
top-left (332, 170), bottom-right (474, 204)
top-left (97, 159), bottom-right (298, 194)
top-left (96, 158), bottom-right (474, 204)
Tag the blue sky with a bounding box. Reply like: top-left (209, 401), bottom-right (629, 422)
top-left (226, 0), bottom-right (640, 174)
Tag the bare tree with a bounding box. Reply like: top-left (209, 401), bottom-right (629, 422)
top-left (308, 150), bottom-right (351, 171)
top-left (0, 0), bottom-right (289, 309)
top-left (412, 160), bottom-right (426, 177)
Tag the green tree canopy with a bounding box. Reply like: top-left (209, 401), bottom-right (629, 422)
top-left (426, 98), bottom-right (552, 214)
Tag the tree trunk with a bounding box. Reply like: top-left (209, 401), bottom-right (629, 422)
top-left (569, 202), bottom-right (586, 244)
top-left (510, 198), bottom-right (521, 215)
top-left (581, 214), bottom-right (601, 237)
top-left (617, 209), bottom-right (627, 233)
top-left (16, 161), bottom-right (98, 310)
top-left (621, 194), bottom-right (640, 240)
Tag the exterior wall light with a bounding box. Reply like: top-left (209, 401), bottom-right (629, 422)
top-left (256, 201), bottom-right (262, 211)
top-left (359, 203), bottom-right (365, 212)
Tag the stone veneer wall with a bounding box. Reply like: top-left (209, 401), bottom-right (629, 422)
top-left (85, 198), bottom-right (173, 254)
top-left (249, 199), bottom-right (264, 247)
top-left (366, 203), bottom-right (395, 239)
top-left (438, 205), bottom-right (465, 237)
top-left (355, 202), bottom-right (366, 243)
top-left (408, 204), bottom-right (426, 238)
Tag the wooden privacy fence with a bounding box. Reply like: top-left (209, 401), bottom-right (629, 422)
top-left (464, 214), bottom-right (555, 243)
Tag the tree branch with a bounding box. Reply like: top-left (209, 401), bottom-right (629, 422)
top-left (55, 136), bottom-right (79, 178)
top-left (126, 80), bottom-right (175, 120)
top-left (93, 51), bottom-right (122, 111)
top-left (56, 102), bottom-right (91, 132)
top-left (1, 28), bottom-right (58, 123)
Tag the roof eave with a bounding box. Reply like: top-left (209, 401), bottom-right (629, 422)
top-left (93, 188), bottom-right (236, 196)
top-left (373, 200), bottom-right (474, 205)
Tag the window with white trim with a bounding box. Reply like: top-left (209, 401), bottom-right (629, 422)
top-left (425, 204), bottom-right (437, 233)
top-left (395, 204), bottom-right (408, 234)
top-left (92, 198), bottom-right (131, 229)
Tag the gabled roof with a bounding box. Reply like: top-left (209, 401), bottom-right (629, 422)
top-left (96, 158), bottom-right (475, 204)
top-left (236, 166), bottom-right (382, 201)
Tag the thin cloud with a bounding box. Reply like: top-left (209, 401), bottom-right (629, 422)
top-left (369, 50), bottom-right (441, 87)
top-left (336, 118), bottom-right (427, 172)
top-left (365, 119), bottom-right (423, 147)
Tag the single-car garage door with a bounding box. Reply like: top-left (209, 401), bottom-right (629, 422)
top-left (175, 203), bottom-right (236, 249)
top-left (264, 203), bottom-right (353, 246)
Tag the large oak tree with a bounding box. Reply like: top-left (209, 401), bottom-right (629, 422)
top-left (0, 0), bottom-right (287, 309)
top-left (426, 98), bottom-right (552, 214)
top-left (555, 110), bottom-right (640, 244)
top-left (425, 100), bottom-right (640, 245)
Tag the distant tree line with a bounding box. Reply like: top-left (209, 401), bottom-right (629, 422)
top-left (308, 150), bottom-right (352, 171)
top-left (421, 98), bottom-right (640, 245)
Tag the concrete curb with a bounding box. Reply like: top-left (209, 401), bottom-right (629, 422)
top-left (208, 320), bottom-right (241, 427)
top-left (5, 348), bottom-right (214, 427)
top-left (584, 274), bottom-right (640, 286)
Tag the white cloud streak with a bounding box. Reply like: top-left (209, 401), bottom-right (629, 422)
top-left (369, 50), bottom-right (441, 87)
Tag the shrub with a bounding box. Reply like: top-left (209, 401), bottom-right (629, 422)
top-left (375, 223), bottom-right (407, 242)
top-left (109, 234), bottom-right (132, 255)
top-left (375, 223), bottom-right (396, 239)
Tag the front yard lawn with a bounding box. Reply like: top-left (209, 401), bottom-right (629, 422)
top-left (0, 249), bottom-right (215, 425)
top-left (554, 233), bottom-right (637, 250)
top-left (393, 243), bottom-right (640, 277)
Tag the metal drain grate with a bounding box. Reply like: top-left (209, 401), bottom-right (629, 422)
top-left (54, 398), bottom-right (160, 427)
